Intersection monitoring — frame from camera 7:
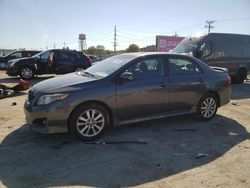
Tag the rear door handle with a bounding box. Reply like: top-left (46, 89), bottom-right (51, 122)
top-left (198, 78), bottom-right (204, 83)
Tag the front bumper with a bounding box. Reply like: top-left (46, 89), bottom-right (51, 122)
top-left (24, 99), bottom-right (70, 134)
top-left (6, 67), bottom-right (19, 76)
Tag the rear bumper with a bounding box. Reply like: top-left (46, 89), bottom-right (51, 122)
top-left (219, 85), bottom-right (232, 107)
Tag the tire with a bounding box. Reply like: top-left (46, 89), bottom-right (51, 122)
top-left (69, 103), bottom-right (109, 141)
top-left (19, 66), bottom-right (34, 79)
top-left (196, 93), bottom-right (218, 121)
top-left (235, 69), bottom-right (247, 84)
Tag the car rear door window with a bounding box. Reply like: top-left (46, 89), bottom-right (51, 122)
top-left (168, 57), bottom-right (202, 75)
top-left (57, 51), bottom-right (69, 58)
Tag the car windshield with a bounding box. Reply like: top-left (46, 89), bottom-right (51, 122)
top-left (32, 50), bottom-right (50, 58)
top-left (83, 54), bottom-right (138, 78)
top-left (172, 36), bottom-right (200, 53)
top-left (3, 51), bottom-right (16, 58)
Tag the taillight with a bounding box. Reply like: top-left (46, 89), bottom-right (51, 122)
top-left (227, 75), bottom-right (231, 84)
top-left (87, 57), bottom-right (92, 65)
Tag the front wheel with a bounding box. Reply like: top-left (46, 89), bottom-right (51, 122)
top-left (196, 94), bottom-right (218, 120)
top-left (19, 67), bottom-right (34, 79)
top-left (69, 103), bottom-right (109, 141)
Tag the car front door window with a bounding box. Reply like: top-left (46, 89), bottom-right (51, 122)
top-left (124, 58), bottom-right (164, 80)
top-left (40, 51), bottom-right (51, 61)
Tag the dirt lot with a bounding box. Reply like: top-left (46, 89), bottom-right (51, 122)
top-left (0, 70), bottom-right (250, 188)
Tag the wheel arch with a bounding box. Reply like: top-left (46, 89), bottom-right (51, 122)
top-left (67, 100), bottom-right (114, 131)
top-left (203, 90), bottom-right (221, 107)
top-left (238, 66), bottom-right (247, 74)
top-left (18, 64), bottom-right (35, 73)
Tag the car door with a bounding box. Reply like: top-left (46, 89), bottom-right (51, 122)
top-left (116, 55), bottom-right (169, 121)
top-left (36, 50), bottom-right (51, 73)
top-left (54, 51), bottom-right (74, 73)
top-left (168, 56), bottom-right (208, 112)
top-left (67, 51), bottom-right (82, 71)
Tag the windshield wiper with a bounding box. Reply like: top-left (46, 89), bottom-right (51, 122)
top-left (83, 71), bottom-right (95, 78)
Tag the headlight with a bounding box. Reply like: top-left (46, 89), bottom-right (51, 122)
top-left (9, 59), bottom-right (19, 67)
top-left (36, 94), bottom-right (68, 105)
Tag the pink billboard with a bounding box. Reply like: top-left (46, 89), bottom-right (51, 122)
top-left (156, 36), bottom-right (184, 52)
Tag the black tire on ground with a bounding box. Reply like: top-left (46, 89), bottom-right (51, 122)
top-left (235, 69), bottom-right (247, 84)
top-left (69, 103), bottom-right (109, 141)
top-left (19, 66), bottom-right (34, 80)
top-left (196, 93), bottom-right (219, 121)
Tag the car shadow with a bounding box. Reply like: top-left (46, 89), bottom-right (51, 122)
top-left (231, 81), bottom-right (250, 100)
top-left (0, 115), bottom-right (249, 187)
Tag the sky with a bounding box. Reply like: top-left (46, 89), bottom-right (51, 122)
top-left (0, 0), bottom-right (250, 51)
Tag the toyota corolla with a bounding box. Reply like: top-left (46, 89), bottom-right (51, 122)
top-left (24, 53), bottom-right (231, 140)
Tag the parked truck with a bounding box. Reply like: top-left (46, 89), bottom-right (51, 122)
top-left (172, 33), bottom-right (250, 83)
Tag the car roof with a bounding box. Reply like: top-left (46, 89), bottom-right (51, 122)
top-left (121, 52), bottom-right (188, 58)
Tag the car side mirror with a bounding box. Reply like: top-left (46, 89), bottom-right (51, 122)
top-left (120, 72), bottom-right (133, 81)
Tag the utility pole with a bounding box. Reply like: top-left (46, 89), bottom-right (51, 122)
top-left (114, 25), bottom-right (117, 53)
top-left (63, 42), bottom-right (66, 49)
top-left (53, 43), bottom-right (56, 49)
top-left (205, 20), bottom-right (214, 34)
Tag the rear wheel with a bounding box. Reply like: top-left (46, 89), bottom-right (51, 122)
top-left (69, 103), bottom-right (109, 140)
top-left (235, 68), bottom-right (247, 84)
top-left (196, 93), bottom-right (218, 120)
top-left (19, 66), bottom-right (34, 79)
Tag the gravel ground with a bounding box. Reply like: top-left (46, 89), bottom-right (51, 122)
top-left (0, 70), bottom-right (250, 188)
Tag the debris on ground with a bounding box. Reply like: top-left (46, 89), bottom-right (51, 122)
top-left (231, 102), bottom-right (240, 106)
top-left (0, 79), bottom-right (31, 99)
top-left (11, 102), bottom-right (17, 106)
top-left (195, 153), bottom-right (208, 158)
top-left (84, 140), bottom-right (148, 145)
top-left (174, 153), bottom-right (187, 156)
top-left (173, 128), bottom-right (197, 132)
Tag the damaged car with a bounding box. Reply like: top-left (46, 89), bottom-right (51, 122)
top-left (24, 52), bottom-right (231, 140)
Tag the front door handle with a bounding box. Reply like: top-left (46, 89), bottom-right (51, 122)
top-left (159, 83), bottom-right (167, 88)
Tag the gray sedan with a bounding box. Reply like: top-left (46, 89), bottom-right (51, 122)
top-left (24, 53), bottom-right (231, 140)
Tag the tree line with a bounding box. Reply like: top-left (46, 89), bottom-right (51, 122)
top-left (83, 44), bottom-right (140, 55)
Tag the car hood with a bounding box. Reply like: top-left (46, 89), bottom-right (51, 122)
top-left (31, 72), bottom-right (98, 94)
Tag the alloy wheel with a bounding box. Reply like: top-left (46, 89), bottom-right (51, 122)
top-left (200, 97), bottom-right (217, 119)
top-left (76, 109), bottom-right (105, 137)
top-left (21, 68), bottom-right (33, 79)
